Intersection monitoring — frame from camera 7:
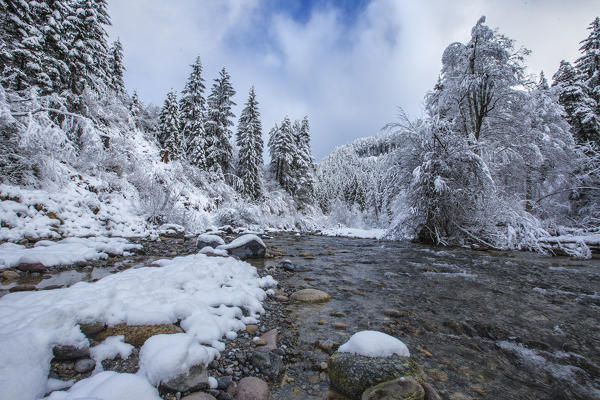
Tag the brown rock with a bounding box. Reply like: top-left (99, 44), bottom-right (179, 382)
top-left (290, 289), bottom-right (331, 303)
top-left (93, 323), bottom-right (183, 347)
top-left (182, 393), bottom-right (217, 400)
top-left (235, 377), bottom-right (270, 400)
top-left (53, 344), bottom-right (90, 360)
top-left (9, 284), bottom-right (37, 292)
top-left (16, 262), bottom-right (46, 273)
top-left (423, 383), bottom-right (442, 400)
top-left (246, 324), bottom-right (259, 334)
top-left (333, 323), bottom-right (347, 330)
top-left (258, 329), bottom-right (277, 350)
top-left (2, 270), bottom-right (20, 280)
top-left (79, 322), bottom-right (106, 337)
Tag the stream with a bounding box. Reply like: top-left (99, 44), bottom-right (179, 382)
top-left (2, 232), bottom-right (599, 399)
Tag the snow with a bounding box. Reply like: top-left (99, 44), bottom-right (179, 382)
top-left (90, 335), bottom-right (134, 373)
top-left (46, 371), bottom-right (160, 400)
top-left (0, 253), bottom-right (276, 400)
top-left (320, 227), bottom-right (386, 239)
top-left (338, 330), bottom-right (410, 357)
top-left (196, 233), bottom-right (225, 247)
top-left (208, 376), bottom-right (218, 389)
top-left (0, 236), bottom-right (141, 269)
top-left (139, 333), bottom-right (218, 386)
top-left (217, 234), bottom-right (266, 250)
top-left (199, 246), bottom-right (228, 256)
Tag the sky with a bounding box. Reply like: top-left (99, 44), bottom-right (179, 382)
top-left (107, 0), bottom-right (599, 160)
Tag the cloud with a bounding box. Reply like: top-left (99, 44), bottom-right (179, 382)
top-left (107, 0), bottom-right (599, 160)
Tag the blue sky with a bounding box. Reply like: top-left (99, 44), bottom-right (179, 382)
top-left (107, 0), bottom-right (599, 160)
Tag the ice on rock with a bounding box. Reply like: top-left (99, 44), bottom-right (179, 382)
top-left (338, 331), bottom-right (410, 357)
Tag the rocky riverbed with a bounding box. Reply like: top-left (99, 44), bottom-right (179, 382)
top-left (1, 231), bottom-right (599, 399)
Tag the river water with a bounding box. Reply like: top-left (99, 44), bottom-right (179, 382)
top-left (257, 233), bottom-right (600, 400)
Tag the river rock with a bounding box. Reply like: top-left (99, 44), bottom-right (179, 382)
top-left (422, 382), bottom-right (442, 400)
top-left (246, 324), bottom-right (259, 334)
top-left (74, 358), bottom-right (96, 373)
top-left (158, 223), bottom-right (185, 238)
top-left (79, 321), bottom-right (106, 337)
top-left (9, 284), bottom-right (37, 292)
top-left (196, 234), bottom-right (225, 249)
top-left (276, 260), bottom-right (309, 272)
top-left (361, 377), bottom-right (425, 400)
top-left (258, 328), bottom-right (278, 350)
top-left (217, 234), bottom-right (266, 259)
top-left (250, 348), bottom-right (283, 380)
top-left (290, 288), bottom-right (331, 303)
top-left (161, 364), bottom-right (208, 392)
top-left (2, 270), bottom-right (20, 280)
top-left (16, 262), bottom-right (46, 273)
top-left (93, 323), bottom-right (183, 347)
top-left (235, 377), bottom-right (270, 400)
top-left (328, 352), bottom-right (423, 399)
top-left (182, 394), bottom-right (217, 400)
top-left (53, 344), bottom-right (90, 360)
top-left (217, 375), bottom-right (233, 390)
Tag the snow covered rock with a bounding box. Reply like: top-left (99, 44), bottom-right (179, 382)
top-left (16, 262), bottom-right (46, 273)
top-left (158, 224), bottom-right (185, 238)
top-left (328, 331), bottom-right (421, 399)
top-left (52, 345), bottom-right (90, 361)
top-left (339, 331), bottom-right (410, 357)
top-left (290, 288), bottom-right (331, 303)
top-left (196, 234), bottom-right (225, 249)
top-left (362, 377), bottom-right (425, 400)
top-left (46, 371), bottom-right (160, 400)
top-left (217, 234), bottom-right (266, 259)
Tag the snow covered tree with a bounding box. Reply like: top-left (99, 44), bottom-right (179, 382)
top-left (236, 86), bottom-right (263, 200)
top-left (108, 39), bottom-right (126, 94)
top-left (158, 90), bottom-right (182, 162)
top-left (553, 60), bottom-right (599, 143)
top-left (292, 116), bottom-right (316, 204)
top-left (205, 67), bottom-right (236, 176)
top-left (268, 116), bottom-right (296, 193)
top-left (180, 56), bottom-right (207, 168)
top-left (575, 17), bottom-right (600, 144)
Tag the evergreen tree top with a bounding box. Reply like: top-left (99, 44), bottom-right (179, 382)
top-left (575, 16), bottom-right (600, 85)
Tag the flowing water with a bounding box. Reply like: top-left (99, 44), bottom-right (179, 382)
top-left (258, 233), bottom-right (600, 400)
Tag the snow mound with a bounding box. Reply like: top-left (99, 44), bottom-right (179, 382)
top-left (91, 335), bottom-right (134, 373)
top-left (338, 330), bottom-right (410, 357)
top-left (196, 234), bottom-right (225, 247)
top-left (139, 333), bottom-right (218, 386)
top-left (46, 371), bottom-right (160, 400)
top-left (0, 253), bottom-right (276, 400)
top-left (0, 236), bottom-right (141, 269)
top-left (199, 246), bottom-right (228, 256)
top-left (217, 234), bottom-right (265, 250)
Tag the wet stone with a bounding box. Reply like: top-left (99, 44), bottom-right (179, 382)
top-left (362, 377), bottom-right (425, 400)
top-left (53, 344), bottom-right (90, 361)
top-left (290, 288), bottom-right (331, 303)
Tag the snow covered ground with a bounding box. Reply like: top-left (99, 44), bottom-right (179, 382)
top-left (319, 227), bottom-right (386, 239)
top-left (0, 253), bottom-right (276, 400)
top-left (0, 237), bottom-right (141, 269)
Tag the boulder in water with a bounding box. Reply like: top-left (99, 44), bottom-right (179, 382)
top-left (217, 234), bottom-right (266, 259)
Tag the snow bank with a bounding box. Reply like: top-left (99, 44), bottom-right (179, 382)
top-left (46, 371), bottom-right (160, 400)
top-left (320, 227), bottom-right (386, 239)
top-left (0, 236), bottom-right (141, 269)
top-left (0, 253), bottom-right (276, 400)
top-left (338, 331), bottom-right (410, 357)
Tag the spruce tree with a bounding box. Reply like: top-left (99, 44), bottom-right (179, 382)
top-left (574, 17), bottom-right (600, 143)
top-left (293, 116), bottom-right (316, 203)
top-left (130, 90), bottom-right (141, 126)
top-left (158, 90), bottom-right (182, 162)
top-left (180, 56), bottom-right (207, 168)
top-left (205, 67), bottom-right (236, 176)
top-left (236, 86), bottom-right (263, 200)
top-left (108, 39), bottom-right (126, 94)
top-left (268, 116), bottom-right (296, 192)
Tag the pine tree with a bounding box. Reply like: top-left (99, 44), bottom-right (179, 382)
top-left (108, 39), bottom-right (126, 94)
top-left (236, 86), bottom-right (263, 200)
top-left (180, 56), bottom-right (207, 168)
top-left (268, 116), bottom-right (296, 192)
top-left (553, 60), bottom-right (598, 143)
top-left (292, 116), bottom-right (316, 203)
top-left (158, 90), bottom-right (182, 162)
top-left (130, 90), bottom-right (141, 126)
top-left (574, 17), bottom-right (600, 143)
top-left (205, 67), bottom-right (236, 176)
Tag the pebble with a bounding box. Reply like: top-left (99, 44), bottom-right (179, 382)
top-left (245, 324), bottom-right (258, 334)
top-left (2, 270), bottom-right (20, 280)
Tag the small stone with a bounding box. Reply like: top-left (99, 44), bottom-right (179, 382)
top-left (317, 320), bottom-right (328, 325)
top-left (74, 358), bottom-right (96, 373)
top-left (422, 383), bottom-right (442, 400)
top-left (9, 284), bottom-right (37, 292)
top-left (246, 325), bottom-right (259, 334)
top-left (330, 312), bottom-right (346, 317)
top-left (332, 322), bottom-right (347, 330)
top-left (161, 364), bottom-right (208, 392)
top-left (217, 375), bottom-right (233, 390)
top-left (383, 309), bottom-right (405, 318)
top-left (290, 289), bottom-right (331, 303)
top-left (253, 338), bottom-right (267, 346)
top-left (274, 295), bottom-right (289, 302)
top-left (258, 329), bottom-right (278, 350)
top-left (53, 345), bottom-right (90, 360)
top-left (226, 367), bottom-right (234, 375)
top-left (79, 322), bottom-right (106, 337)
top-left (361, 377), bottom-right (425, 400)
top-left (16, 262), bottom-right (46, 273)
top-left (182, 393), bottom-right (217, 400)
top-left (2, 270), bottom-right (20, 280)
top-left (235, 377), bottom-right (270, 400)
top-left (319, 362), bottom-right (328, 371)
top-left (317, 339), bottom-right (337, 354)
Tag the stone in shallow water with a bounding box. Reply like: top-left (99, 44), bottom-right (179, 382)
top-left (290, 288), bottom-right (331, 303)
top-left (328, 351), bottom-right (423, 399)
top-left (361, 377), bottom-right (425, 400)
top-left (217, 234), bottom-right (267, 260)
top-left (235, 376), bottom-right (270, 400)
top-left (182, 393), bottom-right (217, 400)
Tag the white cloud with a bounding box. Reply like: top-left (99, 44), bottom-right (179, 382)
top-left (107, 0), bottom-right (599, 160)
